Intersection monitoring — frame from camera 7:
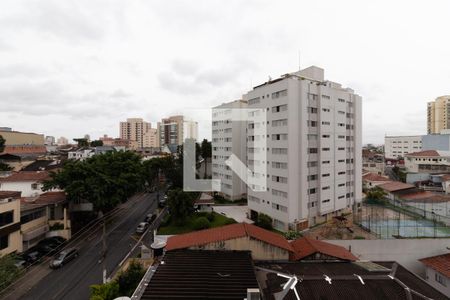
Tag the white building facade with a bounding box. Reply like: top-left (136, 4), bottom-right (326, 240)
top-left (244, 66), bottom-right (362, 231)
top-left (384, 135), bottom-right (423, 159)
top-left (212, 100), bottom-right (248, 200)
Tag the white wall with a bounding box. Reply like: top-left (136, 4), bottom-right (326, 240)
top-left (424, 266), bottom-right (450, 296)
top-left (385, 135), bottom-right (423, 159)
top-left (0, 181), bottom-right (44, 197)
top-left (327, 239), bottom-right (450, 275)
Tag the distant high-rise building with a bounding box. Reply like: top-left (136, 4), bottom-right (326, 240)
top-left (244, 66), bottom-right (362, 231)
top-left (57, 137), bottom-right (69, 146)
top-left (119, 118), bottom-right (157, 149)
top-left (158, 115), bottom-right (197, 146)
top-left (45, 136), bottom-right (56, 146)
top-left (212, 100), bottom-right (248, 200)
top-left (427, 95), bottom-right (450, 134)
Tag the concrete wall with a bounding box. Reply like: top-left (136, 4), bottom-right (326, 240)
top-left (0, 131), bottom-right (44, 146)
top-left (0, 181), bottom-right (45, 197)
top-left (424, 266), bottom-right (450, 296)
top-left (422, 134), bottom-right (450, 151)
top-left (326, 239), bottom-right (450, 276)
top-left (0, 199), bottom-right (22, 255)
top-left (188, 236), bottom-right (290, 261)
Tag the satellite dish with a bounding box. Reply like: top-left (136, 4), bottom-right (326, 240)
top-left (274, 272), bottom-right (301, 300)
top-left (113, 297), bottom-right (131, 300)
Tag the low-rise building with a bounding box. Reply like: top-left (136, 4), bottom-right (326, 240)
top-left (362, 149), bottom-right (385, 175)
top-left (420, 253), bottom-right (450, 296)
top-left (362, 172), bottom-right (391, 189)
top-left (0, 171), bottom-right (51, 197)
top-left (21, 191), bottom-right (70, 250)
top-left (0, 191), bottom-right (22, 255)
top-left (166, 223), bottom-right (294, 260)
top-left (384, 135), bottom-right (423, 159)
top-left (405, 150), bottom-right (450, 173)
top-left (378, 181), bottom-right (416, 200)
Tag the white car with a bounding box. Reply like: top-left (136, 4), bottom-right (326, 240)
top-left (136, 222), bottom-right (149, 234)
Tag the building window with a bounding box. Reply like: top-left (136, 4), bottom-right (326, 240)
top-left (272, 90), bottom-right (287, 99)
top-left (308, 120), bottom-right (317, 127)
top-left (31, 183), bottom-right (39, 190)
top-left (0, 235), bottom-right (8, 250)
top-left (248, 97), bottom-right (260, 105)
top-left (308, 148), bottom-right (318, 154)
top-left (308, 107), bottom-right (318, 113)
top-left (322, 148), bottom-right (330, 151)
top-left (272, 104), bottom-right (288, 113)
top-left (322, 186), bottom-right (330, 190)
top-left (322, 173), bottom-right (330, 177)
top-left (435, 272), bottom-right (447, 286)
top-left (322, 121), bottom-right (330, 125)
top-left (0, 211), bottom-right (14, 227)
top-left (307, 174), bottom-right (317, 181)
top-left (308, 188), bottom-right (316, 194)
top-left (307, 161), bottom-right (318, 167)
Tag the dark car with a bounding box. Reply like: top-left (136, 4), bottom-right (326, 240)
top-left (21, 250), bottom-right (42, 265)
top-left (49, 248), bottom-right (79, 268)
top-left (144, 213), bottom-right (156, 223)
top-left (36, 237), bottom-right (67, 255)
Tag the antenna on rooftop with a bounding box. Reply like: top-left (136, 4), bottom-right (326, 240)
top-left (298, 50), bottom-right (301, 71)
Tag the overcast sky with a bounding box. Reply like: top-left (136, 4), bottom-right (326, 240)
top-left (1, 0), bottom-right (449, 144)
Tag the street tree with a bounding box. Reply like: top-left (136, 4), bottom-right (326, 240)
top-left (200, 139), bottom-right (211, 179)
top-left (167, 188), bottom-right (196, 225)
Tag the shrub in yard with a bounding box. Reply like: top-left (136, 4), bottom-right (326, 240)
top-left (283, 230), bottom-right (302, 240)
top-left (206, 213), bottom-right (215, 222)
top-left (193, 217), bottom-right (211, 230)
top-left (354, 235), bottom-right (366, 240)
top-left (256, 213), bottom-right (273, 230)
top-left (223, 218), bottom-right (237, 225)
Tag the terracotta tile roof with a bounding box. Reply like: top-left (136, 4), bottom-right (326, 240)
top-left (0, 171), bottom-right (50, 182)
top-left (442, 174), bottom-right (450, 181)
top-left (0, 191), bottom-right (21, 199)
top-left (405, 150), bottom-right (440, 157)
top-left (166, 223), bottom-right (293, 252)
top-left (420, 253), bottom-right (450, 278)
top-left (378, 181), bottom-right (415, 192)
top-left (34, 192), bottom-right (66, 204)
top-left (362, 173), bottom-right (390, 182)
top-left (290, 237), bottom-right (358, 261)
top-left (1, 145), bottom-right (47, 155)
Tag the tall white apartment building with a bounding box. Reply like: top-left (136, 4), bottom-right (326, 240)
top-left (244, 66), bottom-right (362, 231)
top-left (384, 135), bottom-right (423, 159)
top-left (212, 100), bottom-right (248, 200)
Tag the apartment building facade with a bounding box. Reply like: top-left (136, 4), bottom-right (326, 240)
top-left (120, 118), bottom-right (158, 149)
top-left (158, 115), bottom-right (198, 146)
top-left (0, 191), bottom-right (22, 255)
top-left (384, 135), bottom-right (423, 159)
top-left (212, 100), bottom-right (248, 200)
top-left (244, 66), bottom-right (362, 231)
top-left (427, 95), bottom-right (450, 134)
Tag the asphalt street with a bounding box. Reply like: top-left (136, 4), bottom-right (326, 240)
top-left (14, 192), bottom-right (158, 300)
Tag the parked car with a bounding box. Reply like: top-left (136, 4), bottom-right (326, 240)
top-left (136, 222), bottom-right (149, 234)
top-left (159, 195), bottom-right (167, 207)
top-left (145, 213), bottom-right (156, 223)
top-left (14, 259), bottom-right (27, 270)
top-left (49, 248), bottom-right (79, 268)
top-left (36, 236), bottom-right (67, 255)
top-left (21, 250), bottom-right (42, 265)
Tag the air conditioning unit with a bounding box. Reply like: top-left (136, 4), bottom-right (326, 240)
top-left (246, 288), bottom-right (260, 300)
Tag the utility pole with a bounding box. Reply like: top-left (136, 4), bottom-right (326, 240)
top-left (102, 220), bottom-right (107, 283)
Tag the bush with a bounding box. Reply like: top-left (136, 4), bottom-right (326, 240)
top-left (223, 218), bottom-right (237, 225)
top-left (117, 260), bottom-right (146, 296)
top-left (283, 230), bottom-right (302, 240)
top-left (206, 213), bottom-right (215, 222)
top-left (354, 235), bottom-right (366, 240)
top-left (256, 213), bottom-right (273, 230)
top-left (193, 217), bottom-right (211, 230)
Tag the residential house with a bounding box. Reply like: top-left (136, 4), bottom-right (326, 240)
top-left (420, 253), bottom-right (450, 296)
top-left (378, 181), bottom-right (416, 200)
top-left (0, 171), bottom-right (51, 197)
top-left (362, 172), bottom-right (391, 189)
top-left (404, 150), bottom-right (450, 174)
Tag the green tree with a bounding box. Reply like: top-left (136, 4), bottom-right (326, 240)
top-left (0, 255), bottom-right (22, 291)
top-left (0, 135), bottom-right (12, 171)
top-left (74, 138), bottom-right (89, 147)
top-left (200, 139), bottom-right (211, 179)
top-left (365, 186), bottom-right (387, 205)
top-left (43, 151), bottom-right (145, 212)
top-left (90, 281), bottom-right (120, 300)
top-left (90, 140), bottom-right (104, 147)
top-left (256, 213), bottom-right (273, 230)
top-left (117, 260), bottom-right (146, 296)
top-left (0, 135), bottom-right (5, 153)
top-left (167, 188), bottom-right (196, 225)
top-left (193, 216), bottom-right (211, 230)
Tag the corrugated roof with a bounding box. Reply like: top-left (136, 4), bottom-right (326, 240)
top-left (363, 173), bottom-right (390, 182)
top-left (290, 237), bottom-right (358, 261)
top-left (0, 171), bottom-right (50, 182)
top-left (405, 150), bottom-right (440, 157)
top-left (420, 253), bottom-right (450, 278)
top-left (378, 181), bottom-right (415, 192)
top-left (166, 223), bottom-right (293, 252)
